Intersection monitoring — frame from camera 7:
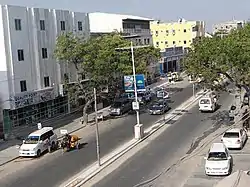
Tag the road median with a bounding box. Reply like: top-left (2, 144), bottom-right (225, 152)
top-left (61, 89), bottom-right (208, 187)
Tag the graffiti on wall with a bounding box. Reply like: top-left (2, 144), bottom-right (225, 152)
top-left (9, 88), bottom-right (55, 109)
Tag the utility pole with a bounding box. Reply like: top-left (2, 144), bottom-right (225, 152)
top-left (192, 83), bottom-right (195, 98)
top-left (94, 88), bottom-right (101, 166)
top-left (131, 41), bottom-right (140, 125)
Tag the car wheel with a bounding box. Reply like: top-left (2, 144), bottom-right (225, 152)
top-left (36, 149), bottom-right (41, 157)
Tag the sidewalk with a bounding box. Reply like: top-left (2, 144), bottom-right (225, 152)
top-left (0, 78), bottom-right (175, 166)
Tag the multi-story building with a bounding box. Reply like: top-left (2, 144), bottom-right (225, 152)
top-left (212, 20), bottom-right (245, 37)
top-left (0, 5), bottom-right (90, 138)
top-left (89, 12), bottom-right (153, 46)
top-left (150, 19), bottom-right (205, 50)
top-left (150, 19), bottom-right (205, 74)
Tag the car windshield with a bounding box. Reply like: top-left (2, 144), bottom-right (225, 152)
top-left (223, 132), bottom-right (239, 138)
top-left (200, 99), bottom-right (210, 104)
top-left (208, 152), bottom-right (227, 160)
top-left (111, 102), bottom-right (122, 108)
top-left (151, 103), bottom-right (163, 109)
top-left (24, 136), bottom-right (39, 144)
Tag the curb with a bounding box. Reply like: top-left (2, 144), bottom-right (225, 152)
top-left (63, 90), bottom-right (208, 187)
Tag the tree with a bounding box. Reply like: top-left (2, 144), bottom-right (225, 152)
top-left (54, 33), bottom-right (160, 124)
top-left (183, 24), bottom-right (250, 92)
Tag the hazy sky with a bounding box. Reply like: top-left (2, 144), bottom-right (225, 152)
top-left (0, 0), bottom-right (249, 31)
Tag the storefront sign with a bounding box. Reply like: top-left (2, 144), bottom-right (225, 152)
top-left (9, 87), bottom-right (55, 109)
top-left (124, 74), bottom-right (146, 92)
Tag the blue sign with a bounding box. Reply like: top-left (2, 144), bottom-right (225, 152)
top-left (124, 74), bottom-right (146, 92)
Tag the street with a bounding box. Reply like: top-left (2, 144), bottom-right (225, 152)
top-left (0, 81), bottom-right (193, 187)
top-left (91, 91), bottom-right (234, 187)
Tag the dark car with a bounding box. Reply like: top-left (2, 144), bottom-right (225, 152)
top-left (109, 98), bottom-right (132, 116)
top-left (137, 91), bottom-right (152, 104)
top-left (148, 100), bottom-right (170, 115)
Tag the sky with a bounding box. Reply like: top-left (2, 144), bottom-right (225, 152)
top-left (0, 0), bottom-right (249, 31)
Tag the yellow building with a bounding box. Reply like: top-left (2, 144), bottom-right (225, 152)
top-left (150, 19), bottom-right (205, 50)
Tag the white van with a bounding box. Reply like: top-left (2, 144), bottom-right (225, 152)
top-left (19, 127), bottom-right (58, 157)
top-left (199, 94), bottom-right (217, 112)
top-left (204, 143), bottom-right (232, 176)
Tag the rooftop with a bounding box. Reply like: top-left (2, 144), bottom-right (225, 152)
top-left (29, 127), bottom-right (53, 136)
top-left (210, 143), bottom-right (226, 152)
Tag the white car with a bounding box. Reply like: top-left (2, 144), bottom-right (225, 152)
top-left (204, 143), bottom-right (232, 176)
top-left (221, 128), bottom-right (248, 149)
top-left (19, 127), bottom-right (58, 157)
top-left (156, 90), bottom-right (169, 99)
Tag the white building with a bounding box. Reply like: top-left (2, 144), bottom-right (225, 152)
top-left (0, 5), bottom-right (89, 137)
top-left (212, 20), bottom-right (245, 36)
top-left (89, 12), bottom-right (153, 46)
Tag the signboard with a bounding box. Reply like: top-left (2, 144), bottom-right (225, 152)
top-left (60, 129), bottom-right (68, 135)
top-left (124, 74), bottom-right (146, 92)
top-left (132, 101), bottom-right (139, 110)
top-left (37, 123), bottom-right (42, 130)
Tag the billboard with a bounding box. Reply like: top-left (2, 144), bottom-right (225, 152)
top-left (124, 74), bottom-right (146, 92)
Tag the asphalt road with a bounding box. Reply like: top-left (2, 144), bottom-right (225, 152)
top-left (0, 82), bottom-right (193, 187)
top-left (93, 92), bottom-right (234, 187)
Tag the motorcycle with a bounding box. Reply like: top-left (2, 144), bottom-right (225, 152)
top-left (59, 134), bottom-right (80, 153)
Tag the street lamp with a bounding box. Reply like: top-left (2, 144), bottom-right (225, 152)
top-left (115, 41), bottom-right (148, 139)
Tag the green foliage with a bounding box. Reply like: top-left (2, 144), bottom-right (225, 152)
top-left (54, 32), bottom-right (160, 111)
top-left (183, 24), bottom-right (250, 90)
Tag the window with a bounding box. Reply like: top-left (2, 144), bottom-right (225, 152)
top-left (166, 30), bottom-right (169, 35)
top-left (40, 20), bottom-right (45, 30)
top-left (156, 42), bottom-right (159, 46)
top-left (165, 41), bottom-right (168, 45)
top-left (156, 31), bottom-right (158, 36)
top-left (42, 48), bottom-right (48, 59)
top-left (44, 76), bottom-right (50, 87)
top-left (17, 49), bottom-right (24, 61)
top-left (172, 29), bottom-right (175, 34)
top-left (78, 21), bottom-right (83, 31)
top-left (15, 19), bottom-right (22, 30)
top-left (144, 38), bottom-right (147, 44)
top-left (60, 21), bottom-right (65, 30)
top-left (147, 38), bottom-right (150, 44)
top-left (173, 41), bottom-right (176, 45)
top-left (184, 29), bottom-right (187, 32)
top-left (20, 80), bottom-right (27, 92)
top-left (184, 40), bottom-right (187, 44)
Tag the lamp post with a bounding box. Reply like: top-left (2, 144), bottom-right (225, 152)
top-left (94, 88), bottom-right (101, 166)
top-left (115, 42), bottom-right (148, 139)
top-left (131, 42), bottom-right (140, 125)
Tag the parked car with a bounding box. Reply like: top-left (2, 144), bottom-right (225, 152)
top-left (204, 143), bottom-right (232, 176)
top-left (148, 99), bottom-right (170, 115)
top-left (19, 127), bottom-right (58, 157)
top-left (221, 128), bottom-right (248, 149)
top-left (109, 98), bottom-right (132, 116)
top-left (137, 91), bottom-right (152, 104)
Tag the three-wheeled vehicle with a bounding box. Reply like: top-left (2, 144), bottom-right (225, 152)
top-left (59, 130), bottom-right (80, 153)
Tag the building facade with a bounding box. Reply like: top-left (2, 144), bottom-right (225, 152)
top-left (0, 5), bottom-right (90, 138)
top-left (212, 20), bottom-right (245, 37)
top-left (150, 19), bottom-right (205, 50)
top-left (89, 12), bottom-right (153, 46)
top-left (159, 47), bottom-right (187, 74)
